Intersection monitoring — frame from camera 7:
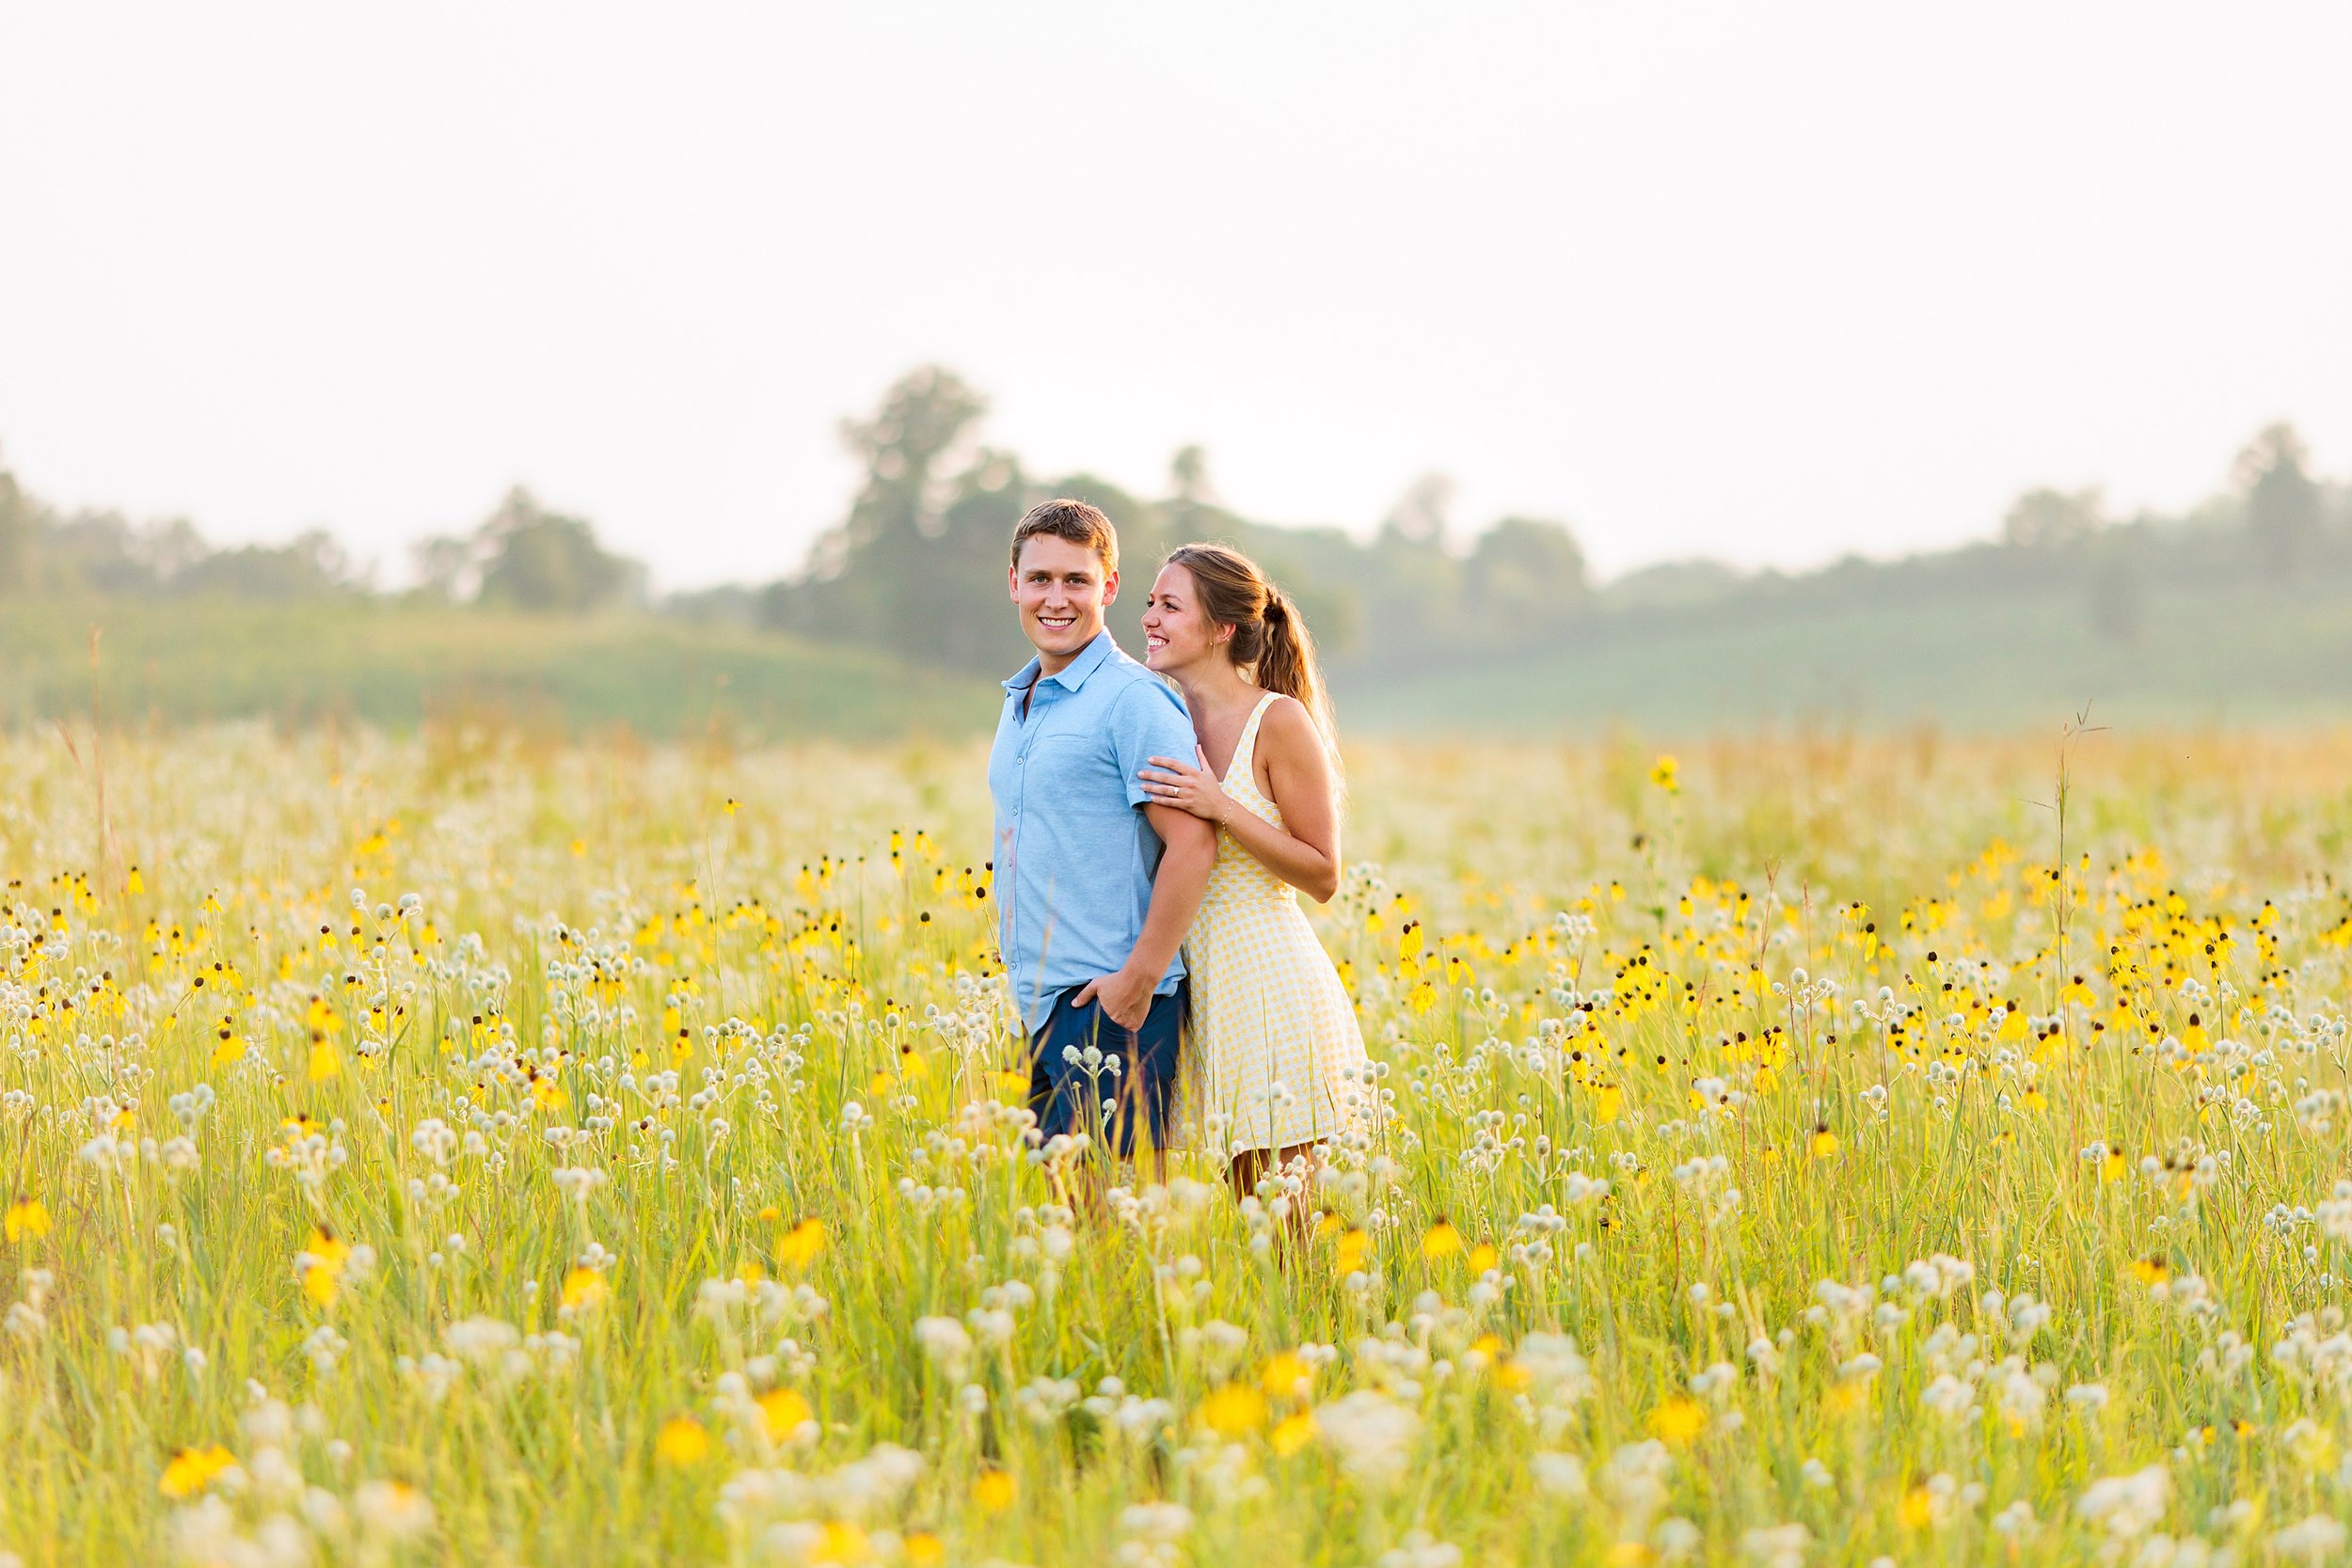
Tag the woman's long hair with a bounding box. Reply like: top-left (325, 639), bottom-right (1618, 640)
top-left (1163, 543), bottom-right (1339, 761)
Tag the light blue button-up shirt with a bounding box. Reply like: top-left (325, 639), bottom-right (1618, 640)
top-left (989, 630), bottom-right (1198, 1033)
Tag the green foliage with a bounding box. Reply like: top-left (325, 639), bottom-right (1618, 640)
top-left (2001, 487), bottom-right (2105, 551)
top-left (760, 376), bottom-right (1590, 683)
top-left (762, 367), bottom-right (1014, 668)
top-left (0, 466), bottom-right (30, 590)
top-left (422, 487), bottom-right (648, 612)
top-left (1464, 516), bottom-right (1588, 647)
top-left (0, 450), bottom-right (362, 601)
top-left (171, 531), bottom-right (354, 599)
top-left (2237, 423), bottom-right (2328, 576)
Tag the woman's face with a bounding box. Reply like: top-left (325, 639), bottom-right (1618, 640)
top-left (1140, 563), bottom-right (1227, 674)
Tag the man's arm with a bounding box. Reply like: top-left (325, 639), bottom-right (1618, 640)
top-left (1071, 803), bottom-right (1215, 1030)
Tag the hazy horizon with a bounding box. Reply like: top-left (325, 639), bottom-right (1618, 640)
top-left (4, 3), bottom-right (2348, 592)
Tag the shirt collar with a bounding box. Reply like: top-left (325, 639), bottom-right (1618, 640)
top-left (1004, 629), bottom-right (1117, 694)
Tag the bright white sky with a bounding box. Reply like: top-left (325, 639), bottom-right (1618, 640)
top-left (3, 4), bottom-right (2347, 589)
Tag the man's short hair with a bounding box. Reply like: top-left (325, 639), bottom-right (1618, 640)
top-left (1010, 499), bottom-right (1118, 575)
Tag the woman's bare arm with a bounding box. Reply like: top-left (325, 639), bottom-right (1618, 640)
top-left (1138, 699), bottom-right (1342, 902)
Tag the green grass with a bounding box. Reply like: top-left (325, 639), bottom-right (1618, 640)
top-left (0, 598), bottom-right (998, 739)
top-left (8, 581), bottom-right (2352, 741)
top-left (6, 728), bottom-right (2352, 1563)
top-left (1348, 582), bottom-right (2352, 734)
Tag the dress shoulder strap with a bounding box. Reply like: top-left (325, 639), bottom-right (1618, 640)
top-left (1231, 689), bottom-right (1280, 780)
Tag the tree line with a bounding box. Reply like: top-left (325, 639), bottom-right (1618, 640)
top-left (0, 471), bottom-right (643, 613)
top-left (5, 372), bottom-right (2349, 680)
top-left (729, 367), bottom-right (1593, 676)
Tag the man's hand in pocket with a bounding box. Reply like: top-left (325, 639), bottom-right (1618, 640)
top-left (1071, 964), bottom-right (1153, 1032)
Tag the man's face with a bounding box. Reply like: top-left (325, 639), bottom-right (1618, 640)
top-left (1009, 534), bottom-right (1117, 661)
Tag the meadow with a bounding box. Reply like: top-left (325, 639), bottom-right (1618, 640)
top-left (4, 721), bottom-right (2352, 1566)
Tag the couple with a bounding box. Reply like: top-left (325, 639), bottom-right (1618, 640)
top-left (989, 499), bottom-right (1369, 1199)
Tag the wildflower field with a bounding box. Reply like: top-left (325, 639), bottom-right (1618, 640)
top-left (7, 723), bottom-right (2352, 1567)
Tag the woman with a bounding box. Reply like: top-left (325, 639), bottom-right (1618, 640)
top-left (1136, 544), bottom-right (1371, 1200)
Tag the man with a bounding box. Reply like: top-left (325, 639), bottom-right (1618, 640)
top-left (989, 499), bottom-right (1215, 1175)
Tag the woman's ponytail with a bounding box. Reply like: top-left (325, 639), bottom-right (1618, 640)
top-left (1253, 587), bottom-right (1336, 753)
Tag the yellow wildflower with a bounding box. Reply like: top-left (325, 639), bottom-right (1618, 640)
top-left (759, 1386), bottom-right (813, 1441)
top-left (1334, 1228), bottom-right (1371, 1275)
top-left (309, 1225), bottom-right (350, 1271)
top-left (1197, 1383), bottom-right (1267, 1438)
top-left (972, 1468), bottom-right (1018, 1513)
top-left (779, 1218), bottom-right (828, 1270)
top-left (159, 1445), bottom-right (237, 1498)
top-left (299, 1224), bottom-right (350, 1307)
top-left (5, 1196), bottom-right (52, 1243)
top-left (1260, 1352), bottom-right (1312, 1402)
top-left (654, 1417), bottom-right (711, 1465)
top-left (561, 1267), bottom-right (608, 1312)
top-left (1649, 1397), bottom-right (1708, 1445)
top-left (816, 1521), bottom-right (868, 1563)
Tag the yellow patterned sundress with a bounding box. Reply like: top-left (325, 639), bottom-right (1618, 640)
top-left (1184, 690), bottom-right (1372, 1157)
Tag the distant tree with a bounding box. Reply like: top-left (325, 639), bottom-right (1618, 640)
top-left (173, 531), bottom-right (355, 599)
top-left (408, 488), bottom-right (644, 612)
top-left (1465, 516), bottom-right (1588, 642)
top-left (1156, 448), bottom-right (1236, 565)
top-left (43, 511), bottom-right (162, 594)
top-left (140, 518), bottom-right (211, 580)
top-left (767, 368), bottom-right (1018, 665)
top-left (0, 457), bottom-right (32, 594)
top-left (2234, 423), bottom-right (2324, 576)
top-left (1169, 445), bottom-right (1216, 507)
top-left (410, 532), bottom-right (480, 602)
top-left (1382, 472), bottom-right (1455, 549)
top-left (1347, 474), bottom-right (1466, 666)
top-left (2002, 487), bottom-right (2105, 550)
top-left (834, 365), bottom-right (989, 551)
top-left (472, 488), bottom-right (644, 612)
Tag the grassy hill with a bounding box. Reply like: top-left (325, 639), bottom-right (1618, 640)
top-left (2, 597), bottom-right (997, 739)
top-left (9, 577), bottom-right (2352, 741)
top-left (1344, 576), bottom-right (2352, 734)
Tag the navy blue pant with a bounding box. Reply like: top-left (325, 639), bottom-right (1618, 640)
top-left (1026, 985), bottom-right (1184, 1157)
